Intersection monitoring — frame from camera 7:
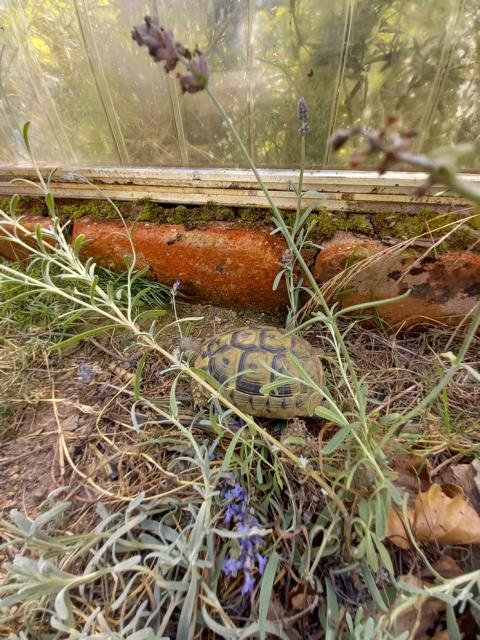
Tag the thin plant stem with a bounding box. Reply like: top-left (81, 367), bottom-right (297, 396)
top-left (295, 134), bottom-right (305, 233)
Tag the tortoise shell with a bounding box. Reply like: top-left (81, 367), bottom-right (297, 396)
top-left (193, 325), bottom-right (323, 418)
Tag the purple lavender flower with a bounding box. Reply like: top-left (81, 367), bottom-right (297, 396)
top-left (132, 17), bottom-right (209, 93)
top-left (221, 483), bottom-right (248, 503)
top-left (221, 480), bottom-right (268, 595)
top-left (242, 570), bottom-right (256, 596)
top-left (297, 97), bottom-right (308, 122)
top-left (172, 279), bottom-right (181, 293)
top-left (77, 363), bottom-right (94, 384)
top-left (131, 17), bottom-right (184, 73)
top-left (178, 50), bottom-right (209, 94)
top-left (297, 97), bottom-right (310, 136)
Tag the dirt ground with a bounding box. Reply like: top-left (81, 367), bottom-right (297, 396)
top-left (0, 302), bottom-right (282, 519)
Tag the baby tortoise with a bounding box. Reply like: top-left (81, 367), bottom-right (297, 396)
top-left (192, 325), bottom-right (323, 418)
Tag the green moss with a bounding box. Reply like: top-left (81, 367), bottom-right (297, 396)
top-left (345, 214), bottom-right (373, 235)
top-left (0, 196), bottom-right (11, 211)
top-left (59, 201), bottom-right (118, 221)
top-left (239, 207), bottom-right (257, 222)
top-left (135, 198), bottom-right (167, 222)
top-left (470, 213), bottom-right (480, 231)
top-left (135, 197), bottom-right (153, 206)
top-left (304, 211), bottom-right (372, 238)
top-left (213, 206), bottom-right (236, 222)
top-left (447, 225), bottom-right (480, 251)
top-left (372, 212), bottom-right (425, 238)
top-left (136, 207), bottom-right (166, 222)
top-left (238, 207), bottom-right (277, 224)
top-left (0, 195), bottom-right (46, 217)
top-left (373, 209), bottom-right (464, 238)
top-left (309, 211), bottom-right (339, 238)
top-left (370, 209), bottom-right (480, 252)
top-left (0, 191), bottom-right (477, 252)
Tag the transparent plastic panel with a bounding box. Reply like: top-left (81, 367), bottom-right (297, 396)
top-left (421, 0), bottom-right (480, 169)
top-left (77, 0), bottom-right (182, 166)
top-left (21, 0), bottom-right (122, 165)
top-left (156, 0), bottom-right (250, 166)
top-left (329, 0), bottom-right (462, 167)
top-left (0, 0), bottom-right (479, 169)
top-left (250, 0), bottom-right (350, 168)
top-left (0, 2), bottom-right (66, 165)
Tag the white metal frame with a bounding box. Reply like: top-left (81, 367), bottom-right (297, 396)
top-left (0, 167), bottom-right (478, 213)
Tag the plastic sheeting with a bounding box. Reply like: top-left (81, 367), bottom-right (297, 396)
top-left (0, 0), bottom-right (478, 168)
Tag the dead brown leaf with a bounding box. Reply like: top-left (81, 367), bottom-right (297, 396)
top-left (390, 453), bottom-right (431, 500)
top-left (416, 484), bottom-right (480, 545)
top-left (266, 596), bottom-right (302, 640)
top-left (289, 582), bottom-right (316, 611)
top-left (431, 554), bottom-right (463, 579)
top-left (387, 483), bottom-right (480, 548)
top-left (386, 507), bottom-right (413, 550)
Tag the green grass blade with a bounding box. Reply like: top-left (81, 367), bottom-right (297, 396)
top-left (259, 551), bottom-right (278, 640)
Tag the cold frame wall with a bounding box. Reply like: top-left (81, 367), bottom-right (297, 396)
top-left (0, 0), bottom-right (479, 169)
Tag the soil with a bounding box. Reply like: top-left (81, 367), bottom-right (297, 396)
top-left (0, 303), bottom-right (279, 519)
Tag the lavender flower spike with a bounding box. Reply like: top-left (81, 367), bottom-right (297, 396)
top-left (178, 50), bottom-right (209, 94)
top-left (297, 97), bottom-right (310, 136)
top-left (131, 17), bottom-right (183, 73)
top-left (133, 16), bottom-right (209, 94)
top-left (298, 97), bottom-right (308, 122)
top-left (221, 479), bottom-right (268, 595)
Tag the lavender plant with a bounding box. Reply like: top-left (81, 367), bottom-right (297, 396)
top-left (273, 97), bottom-right (323, 329)
top-left (0, 122), bottom-right (335, 639)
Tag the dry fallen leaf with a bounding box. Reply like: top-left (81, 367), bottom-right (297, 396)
top-left (387, 483), bottom-right (480, 548)
top-left (266, 595), bottom-right (303, 640)
top-left (289, 582), bottom-right (316, 611)
top-left (431, 554), bottom-right (463, 579)
top-left (387, 507), bottom-right (413, 550)
top-left (448, 461), bottom-right (480, 514)
top-left (472, 459), bottom-right (480, 495)
top-left (390, 453), bottom-right (431, 499)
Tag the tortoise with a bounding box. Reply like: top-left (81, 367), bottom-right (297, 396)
top-left (192, 325), bottom-right (324, 419)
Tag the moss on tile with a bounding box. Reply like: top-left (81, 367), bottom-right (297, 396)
top-left (345, 214), bottom-right (374, 235)
top-left (0, 195), bottom-right (47, 217)
top-left (59, 201), bottom-right (119, 221)
top-left (0, 193), bottom-right (478, 252)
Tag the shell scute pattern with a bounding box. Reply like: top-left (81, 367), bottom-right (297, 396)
top-left (194, 325), bottom-right (324, 418)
